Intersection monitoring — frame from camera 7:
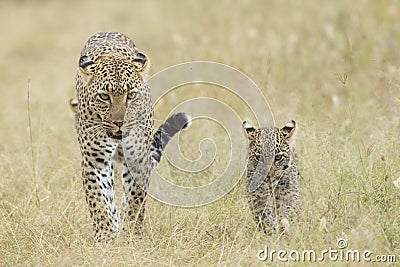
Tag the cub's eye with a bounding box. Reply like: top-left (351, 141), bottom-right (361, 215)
top-left (98, 93), bottom-right (110, 101)
top-left (275, 154), bottom-right (283, 161)
top-left (127, 91), bottom-right (138, 100)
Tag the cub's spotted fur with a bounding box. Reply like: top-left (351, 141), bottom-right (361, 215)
top-left (243, 120), bottom-right (301, 232)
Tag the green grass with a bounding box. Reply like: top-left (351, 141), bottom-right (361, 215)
top-left (0, 0), bottom-right (399, 266)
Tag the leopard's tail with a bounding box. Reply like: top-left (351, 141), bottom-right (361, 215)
top-left (151, 112), bottom-right (192, 168)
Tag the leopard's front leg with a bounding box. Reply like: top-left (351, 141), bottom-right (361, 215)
top-left (118, 134), bottom-right (151, 236)
top-left (81, 144), bottom-right (120, 243)
top-left (120, 162), bottom-right (149, 236)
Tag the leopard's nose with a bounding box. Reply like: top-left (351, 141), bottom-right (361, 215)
top-left (113, 121), bottom-right (123, 127)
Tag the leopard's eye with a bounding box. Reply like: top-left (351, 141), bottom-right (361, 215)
top-left (127, 91), bottom-right (138, 100)
top-left (275, 154), bottom-right (283, 161)
top-left (98, 93), bottom-right (110, 101)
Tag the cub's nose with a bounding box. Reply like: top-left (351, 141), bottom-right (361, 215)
top-left (283, 165), bottom-right (289, 170)
top-left (113, 121), bottom-right (123, 127)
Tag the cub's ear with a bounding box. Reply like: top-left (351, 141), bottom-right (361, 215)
top-left (132, 52), bottom-right (148, 71)
top-left (281, 120), bottom-right (296, 140)
top-left (243, 121), bottom-right (256, 136)
top-left (69, 98), bottom-right (78, 114)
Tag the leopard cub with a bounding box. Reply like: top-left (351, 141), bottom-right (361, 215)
top-left (243, 120), bottom-right (301, 233)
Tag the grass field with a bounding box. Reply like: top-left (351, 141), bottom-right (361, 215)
top-left (1, 0), bottom-right (399, 266)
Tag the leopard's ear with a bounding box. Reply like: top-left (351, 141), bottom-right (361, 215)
top-left (132, 52), bottom-right (148, 71)
top-left (69, 98), bottom-right (78, 114)
top-left (243, 121), bottom-right (255, 134)
top-left (79, 55), bottom-right (95, 75)
top-left (281, 120), bottom-right (296, 141)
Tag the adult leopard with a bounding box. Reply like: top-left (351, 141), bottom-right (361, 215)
top-left (71, 32), bottom-right (191, 242)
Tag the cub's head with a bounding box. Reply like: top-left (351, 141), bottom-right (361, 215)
top-left (76, 50), bottom-right (150, 140)
top-left (243, 120), bottom-right (297, 191)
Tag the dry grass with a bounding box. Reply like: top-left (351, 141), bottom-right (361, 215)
top-left (0, 0), bottom-right (399, 266)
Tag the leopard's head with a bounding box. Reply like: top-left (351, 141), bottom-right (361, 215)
top-left (76, 51), bottom-right (150, 140)
top-left (243, 120), bottom-right (296, 191)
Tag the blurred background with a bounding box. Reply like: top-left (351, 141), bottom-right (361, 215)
top-left (0, 0), bottom-right (399, 265)
top-left (1, 0), bottom-right (399, 143)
